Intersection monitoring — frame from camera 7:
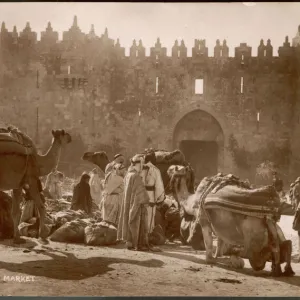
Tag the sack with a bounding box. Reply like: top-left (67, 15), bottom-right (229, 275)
top-left (84, 221), bottom-right (117, 246)
top-left (53, 210), bottom-right (88, 227)
top-left (49, 218), bottom-right (90, 243)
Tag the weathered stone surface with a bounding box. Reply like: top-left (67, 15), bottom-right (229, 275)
top-left (0, 17), bottom-right (300, 184)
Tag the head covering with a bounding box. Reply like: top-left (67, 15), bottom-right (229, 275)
top-left (295, 177), bottom-right (300, 183)
top-left (80, 172), bottom-right (90, 183)
top-left (114, 163), bottom-right (126, 170)
top-left (114, 163), bottom-right (126, 176)
top-left (114, 153), bottom-right (124, 160)
top-left (131, 154), bottom-right (145, 171)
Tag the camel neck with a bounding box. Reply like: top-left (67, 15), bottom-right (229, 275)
top-left (175, 177), bottom-right (190, 204)
top-left (37, 138), bottom-right (62, 176)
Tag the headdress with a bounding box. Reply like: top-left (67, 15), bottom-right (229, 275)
top-left (114, 153), bottom-right (124, 160)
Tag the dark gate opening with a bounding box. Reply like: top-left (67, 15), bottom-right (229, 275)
top-left (179, 140), bottom-right (218, 184)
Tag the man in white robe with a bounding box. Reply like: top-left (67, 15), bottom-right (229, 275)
top-left (105, 154), bottom-right (125, 175)
top-left (89, 167), bottom-right (105, 206)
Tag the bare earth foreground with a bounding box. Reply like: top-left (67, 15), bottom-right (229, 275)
top-left (0, 216), bottom-right (299, 296)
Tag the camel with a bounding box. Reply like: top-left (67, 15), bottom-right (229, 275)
top-left (0, 128), bottom-right (71, 244)
top-left (82, 149), bottom-right (195, 193)
top-left (169, 166), bottom-right (295, 277)
top-left (167, 165), bottom-right (205, 249)
top-left (81, 149), bottom-right (196, 244)
top-left (81, 151), bottom-right (110, 173)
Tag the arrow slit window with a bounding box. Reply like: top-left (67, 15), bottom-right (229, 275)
top-left (156, 77), bottom-right (159, 94)
top-left (195, 79), bottom-right (203, 95)
top-left (241, 77), bottom-right (244, 94)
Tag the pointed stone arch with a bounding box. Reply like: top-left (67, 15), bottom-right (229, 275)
top-left (170, 101), bottom-right (232, 181)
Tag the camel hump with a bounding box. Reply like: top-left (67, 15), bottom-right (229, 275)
top-left (0, 126), bottom-right (37, 155)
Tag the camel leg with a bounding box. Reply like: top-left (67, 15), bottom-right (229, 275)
top-left (12, 189), bottom-right (26, 244)
top-left (213, 238), bottom-right (224, 258)
top-left (280, 240), bottom-right (295, 276)
top-left (29, 180), bottom-right (48, 245)
top-left (274, 223), bottom-right (295, 276)
top-left (199, 217), bottom-right (215, 264)
top-left (265, 219), bottom-right (282, 277)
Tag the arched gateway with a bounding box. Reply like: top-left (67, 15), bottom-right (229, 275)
top-left (173, 109), bottom-right (225, 183)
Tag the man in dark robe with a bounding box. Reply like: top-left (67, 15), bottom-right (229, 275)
top-left (71, 173), bottom-right (93, 214)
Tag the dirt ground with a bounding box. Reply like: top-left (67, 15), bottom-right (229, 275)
top-left (0, 215), bottom-right (299, 296)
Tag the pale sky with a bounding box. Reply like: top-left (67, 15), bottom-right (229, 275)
top-left (0, 2), bottom-right (299, 57)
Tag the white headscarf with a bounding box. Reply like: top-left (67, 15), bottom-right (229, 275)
top-left (131, 154), bottom-right (145, 171)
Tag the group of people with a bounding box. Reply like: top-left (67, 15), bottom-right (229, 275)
top-left (71, 152), bottom-right (166, 251)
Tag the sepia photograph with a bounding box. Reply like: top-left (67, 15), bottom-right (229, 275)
top-left (0, 1), bottom-right (299, 297)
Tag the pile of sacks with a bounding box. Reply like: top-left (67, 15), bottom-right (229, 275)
top-left (45, 198), bottom-right (71, 213)
top-left (18, 207), bottom-right (119, 246)
top-left (49, 217), bottom-right (118, 246)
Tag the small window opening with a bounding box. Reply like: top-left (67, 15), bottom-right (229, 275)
top-left (264, 49), bottom-right (266, 57)
top-left (72, 78), bottom-right (76, 88)
top-left (155, 77), bottom-right (159, 94)
top-left (177, 50), bottom-right (180, 58)
top-left (257, 111), bottom-right (260, 122)
top-left (220, 49), bottom-right (223, 57)
top-left (195, 79), bottom-right (204, 95)
top-left (136, 50), bottom-right (138, 57)
top-left (156, 54), bottom-right (159, 60)
top-left (240, 77), bottom-right (244, 94)
top-left (241, 54), bottom-right (244, 61)
top-left (68, 65), bottom-right (70, 75)
top-left (198, 44), bottom-right (200, 50)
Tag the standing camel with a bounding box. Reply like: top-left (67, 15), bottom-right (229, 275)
top-left (0, 128), bottom-right (71, 244)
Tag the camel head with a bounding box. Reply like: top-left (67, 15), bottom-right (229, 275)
top-left (167, 165), bottom-right (188, 195)
top-left (82, 151), bottom-right (110, 173)
top-left (167, 164), bottom-right (195, 194)
top-left (51, 129), bottom-right (72, 145)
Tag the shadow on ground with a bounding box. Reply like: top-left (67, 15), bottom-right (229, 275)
top-left (156, 243), bottom-right (300, 288)
top-left (0, 239), bottom-right (164, 281)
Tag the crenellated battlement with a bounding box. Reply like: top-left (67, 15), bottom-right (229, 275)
top-left (1, 16), bottom-right (300, 59)
top-left (1, 16), bottom-right (300, 182)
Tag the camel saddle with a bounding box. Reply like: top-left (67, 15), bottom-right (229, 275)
top-left (0, 127), bottom-right (36, 156)
top-left (200, 174), bottom-right (280, 218)
top-left (205, 185), bottom-right (280, 218)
